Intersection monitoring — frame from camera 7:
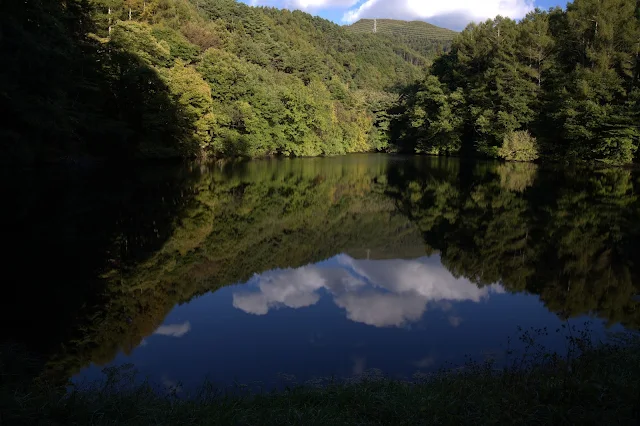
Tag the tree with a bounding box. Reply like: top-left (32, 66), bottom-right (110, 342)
top-left (402, 75), bottom-right (465, 155)
top-left (394, 0), bottom-right (640, 163)
top-left (518, 9), bottom-right (555, 89)
top-left (552, 0), bottom-right (640, 163)
top-left (161, 61), bottom-right (215, 153)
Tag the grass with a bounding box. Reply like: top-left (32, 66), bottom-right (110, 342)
top-left (2, 331), bottom-right (640, 425)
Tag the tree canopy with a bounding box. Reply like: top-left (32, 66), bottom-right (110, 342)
top-left (1, 0), bottom-right (433, 163)
top-left (3, 0), bottom-right (638, 164)
top-left (393, 0), bottom-right (640, 164)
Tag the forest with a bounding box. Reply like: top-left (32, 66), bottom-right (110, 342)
top-left (2, 0), bottom-right (638, 164)
top-left (0, 0), bottom-right (427, 163)
top-left (394, 0), bottom-right (640, 164)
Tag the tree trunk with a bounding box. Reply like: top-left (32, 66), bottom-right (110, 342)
top-left (634, 2), bottom-right (640, 89)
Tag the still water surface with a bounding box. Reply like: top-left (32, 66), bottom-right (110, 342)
top-left (5, 155), bottom-right (639, 390)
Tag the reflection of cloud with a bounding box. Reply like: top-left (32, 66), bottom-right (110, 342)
top-left (154, 321), bottom-right (191, 338)
top-left (335, 291), bottom-right (427, 327)
top-left (162, 376), bottom-right (183, 394)
top-left (232, 255), bottom-right (503, 328)
top-left (233, 268), bottom-right (325, 315)
top-left (337, 255), bottom-right (491, 301)
top-left (414, 357), bottom-right (436, 369)
top-left (352, 357), bottom-right (366, 375)
top-left (448, 316), bottom-right (463, 327)
top-left (439, 301), bottom-right (453, 312)
top-left (491, 285), bottom-right (506, 295)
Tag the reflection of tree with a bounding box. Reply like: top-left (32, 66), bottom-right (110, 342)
top-left (3, 164), bottom-right (203, 380)
top-left (43, 157), bottom-right (425, 380)
top-left (443, 182), bottom-right (534, 290)
top-left (389, 161), bottom-right (640, 330)
top-left (532, 169), bottom-right (640, 327)
top-left (28, 157), bottom-right (640, 381)
top-left (497, 163), bottom-right (538, 193)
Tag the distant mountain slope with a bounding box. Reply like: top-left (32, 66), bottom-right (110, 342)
top-left (346, 19), bottom-right (457, 58)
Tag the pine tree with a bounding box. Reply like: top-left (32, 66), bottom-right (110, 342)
top-left (553, 0), bottom-right (640, 163)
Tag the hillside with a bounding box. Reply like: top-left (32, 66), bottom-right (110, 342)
top-left (346, 19), bottom-right (457, 58)
top-left (0, 0), bottom-right (427, 163)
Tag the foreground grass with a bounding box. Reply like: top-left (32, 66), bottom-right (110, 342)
top-left (2, 334), bottom-right (640, 425)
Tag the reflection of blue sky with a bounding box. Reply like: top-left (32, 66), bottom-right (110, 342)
top-left (74, 254), bottom-right (616, 390)
top-left (233, 255), bottom-right (503, 327)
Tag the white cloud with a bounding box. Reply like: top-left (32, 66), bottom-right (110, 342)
top-left (154, 321), bottom-right (191, 338)
top-left (232, 255), bottom-right (503, 327)
top-left (342, 0), bottom-right (534, 29)
top-left (247, 0), bottom-right (534, 30)
top-left (251, 0), bottom-right (359, 10)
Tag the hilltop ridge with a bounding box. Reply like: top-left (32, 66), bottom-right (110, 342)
top-left (346, 19), bottom-right (457, 58)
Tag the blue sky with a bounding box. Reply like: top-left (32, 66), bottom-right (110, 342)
top-left (241, 0), bottom-right (570, 30)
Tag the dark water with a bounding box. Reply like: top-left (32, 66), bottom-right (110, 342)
top-left (4, 155), bottom-right (640, 390)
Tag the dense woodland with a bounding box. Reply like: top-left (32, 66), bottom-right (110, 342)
top-left (394, 0), bottom-right (640, 164)
top-left (2, 0), bottom-right (638, 164)
top-left (0, 0), bottom-right (427, 163)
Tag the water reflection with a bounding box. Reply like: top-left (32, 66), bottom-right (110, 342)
top-left (4, 155), bottom-right (640, 385)
top-left (233, 255), bottom-right (503, 328)
top-left (387, 158), bottom-right (640, 329)
top-left (154, 322), bottom-right (192, 338)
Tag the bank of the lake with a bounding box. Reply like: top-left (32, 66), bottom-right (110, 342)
top-left (3, 335), bottom-right (639, 425)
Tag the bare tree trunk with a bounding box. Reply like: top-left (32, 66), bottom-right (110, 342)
top-left (537, 57), bottom-right (542, 87)
top-left (108, 7), bottom-right (112, 35)
top-left (633, 2), bottom-right (640, 90)
top-left (634, 48), bottom-right (640, 89)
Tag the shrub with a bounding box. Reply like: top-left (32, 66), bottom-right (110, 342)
top-left (498, 131), bottom-right (539, 162)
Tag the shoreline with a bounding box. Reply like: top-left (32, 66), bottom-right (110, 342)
top-left (4, 334), bottom-right (639, 425)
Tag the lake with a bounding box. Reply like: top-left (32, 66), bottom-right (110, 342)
top-left (4, 155), bottom-right (639, 391)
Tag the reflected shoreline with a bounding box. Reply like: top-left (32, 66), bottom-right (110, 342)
top-left (4, 155), bottom-right (639, 382)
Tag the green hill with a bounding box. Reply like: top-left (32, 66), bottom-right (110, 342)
top-left (1, 0), bottom-right (427, 163)
top-left (346, 19), bottom-right (457, 58)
